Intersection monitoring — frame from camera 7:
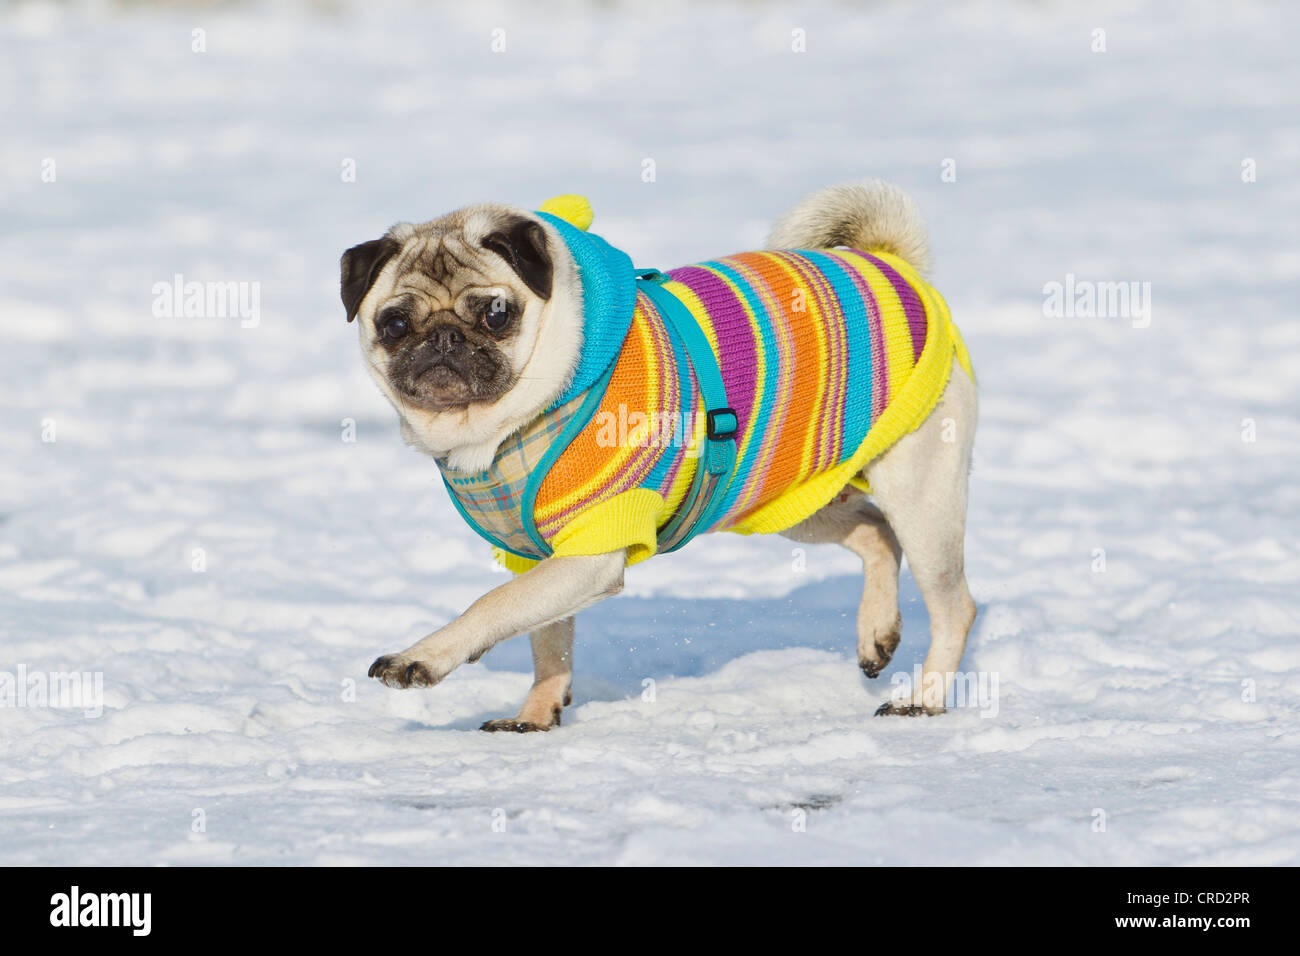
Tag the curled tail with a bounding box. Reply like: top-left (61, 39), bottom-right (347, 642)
top-left (766, 179), bottom-right (932, 275)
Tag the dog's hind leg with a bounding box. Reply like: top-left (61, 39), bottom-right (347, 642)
top-left (481, 616), bottom-right (574, 733)
top-left (779, 491), bottom-right (904, 677)
top-left (864, 366), bottom-right (978, 715)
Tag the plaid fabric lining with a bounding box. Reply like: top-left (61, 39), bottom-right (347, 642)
top-left (439, 393), bottom-right (586, 556)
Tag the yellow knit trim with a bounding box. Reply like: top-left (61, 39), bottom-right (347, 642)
top-left (846, 475), bottom-right (873, 495)
top-left (950, 312), bottom-right (975, 381)
top-left (492, 487), bottom-right (666, 572)
top-left (493, 547), bottom-right (539, 574)
top-left (550, 487), bottom-right (665, 567)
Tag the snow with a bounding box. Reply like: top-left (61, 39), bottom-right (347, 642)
top-left (3, 0), bottom-right (1299, 865)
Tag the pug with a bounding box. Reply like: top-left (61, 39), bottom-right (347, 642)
top-left (341, 180), bottom-right (978, 731)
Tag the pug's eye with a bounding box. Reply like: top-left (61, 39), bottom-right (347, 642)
top-left (378, 312), bottom-right (408, 342)
top-left (481, 301), bottom-right (512, 333)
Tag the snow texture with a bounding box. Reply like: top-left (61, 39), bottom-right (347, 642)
top-left (2, 0), bottom-right (1298, 865)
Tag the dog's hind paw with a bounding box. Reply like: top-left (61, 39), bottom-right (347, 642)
top-left (481, 716), bottom-right (555, 734)
top-left (481, 698), bottom-right (565, 733)
top-left (874, 701), bottom-right (943, 717)
top-left (858, 614), bottom-right (902, 678)
top-left (859, 644), bottom-right (892, 679)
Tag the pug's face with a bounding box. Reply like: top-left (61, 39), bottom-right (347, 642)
top-left (341, 204), bottom-right (583, 471)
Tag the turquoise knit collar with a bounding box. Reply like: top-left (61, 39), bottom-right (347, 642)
top-left (535, 211), bottom-right (637, 410)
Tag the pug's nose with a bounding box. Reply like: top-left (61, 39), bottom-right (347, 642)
top-left (429, 324), bottom-right (464, 353)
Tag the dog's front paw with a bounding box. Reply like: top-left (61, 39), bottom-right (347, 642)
top-left (874, 700), bottom-right (944, 717)
top-left (368, 654), bottom-right (444, 689)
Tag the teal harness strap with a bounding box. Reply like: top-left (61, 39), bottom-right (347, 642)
top-left (518, 356), bottom-right (619, 557)
top-left (635, 270), bottom-right (738, 553)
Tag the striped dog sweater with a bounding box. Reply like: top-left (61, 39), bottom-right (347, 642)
top-left (436, 196), bottom-right (974, 573)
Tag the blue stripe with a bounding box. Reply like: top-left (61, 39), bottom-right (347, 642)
top-left (802, 250), bottom-right (873, 458)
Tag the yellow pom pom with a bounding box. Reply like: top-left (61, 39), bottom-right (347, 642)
top-left (538, 194), bottom-right (593, 231)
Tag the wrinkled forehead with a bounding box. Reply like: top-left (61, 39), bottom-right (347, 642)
top-left (382, 209), bottom-right (525, 303)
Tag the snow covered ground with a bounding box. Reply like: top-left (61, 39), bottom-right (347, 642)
top-left (2, 0), bottom-right (1298, 865)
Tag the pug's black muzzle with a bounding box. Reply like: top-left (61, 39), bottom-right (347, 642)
top-left (393, 325), bottom-right (504, 407)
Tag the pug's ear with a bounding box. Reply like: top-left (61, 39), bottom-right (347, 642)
top-left (340, 236), bottom-right (401, 322)
top-left (480, 217), bottom-right (553, 300)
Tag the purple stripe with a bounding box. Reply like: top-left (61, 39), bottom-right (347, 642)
top-left (856, 252), bottom-right (927, 363)
top-left (667, 265), bottom-right (759, 441)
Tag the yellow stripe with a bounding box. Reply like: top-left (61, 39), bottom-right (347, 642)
top-left (847, 253), bottom-right (915, 400)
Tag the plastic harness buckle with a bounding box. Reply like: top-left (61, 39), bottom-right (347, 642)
top-left (706, 408), bottom-right (737, 440)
